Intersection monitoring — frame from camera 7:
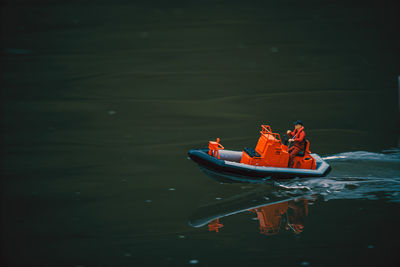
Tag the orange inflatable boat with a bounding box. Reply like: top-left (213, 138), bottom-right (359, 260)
top-left (188, 124), bottom-right (331, 183)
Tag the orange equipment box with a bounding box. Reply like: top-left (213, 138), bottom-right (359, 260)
top-left (240, 125), bottom-right (316, 169)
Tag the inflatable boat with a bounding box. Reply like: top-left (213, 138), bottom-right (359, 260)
top-left (188, 125), bottom-right (331, 183)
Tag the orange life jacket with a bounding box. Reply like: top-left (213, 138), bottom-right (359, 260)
top-left (289, 127), bottom-right (306, 150)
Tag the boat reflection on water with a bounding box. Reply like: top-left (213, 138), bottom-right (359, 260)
top-left (206, 198), bottom-right (311, 235)
top-left (189, 185), bottom-right (314, 236)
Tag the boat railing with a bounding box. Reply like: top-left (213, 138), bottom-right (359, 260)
top-left (260, 125), bottom-right (283, 145)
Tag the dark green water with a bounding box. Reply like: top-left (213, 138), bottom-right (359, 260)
top-left (1, 0), bottom-right (400, 266)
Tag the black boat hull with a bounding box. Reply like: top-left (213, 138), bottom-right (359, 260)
top-left (188, 149), bottom-right (331, 183)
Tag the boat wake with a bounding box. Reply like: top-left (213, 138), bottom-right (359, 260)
top-left (275, 148), bottom-right (400, 202)
top-left (322, 149), bottom-right (400, 162)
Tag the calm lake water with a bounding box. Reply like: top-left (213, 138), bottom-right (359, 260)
top-left (1, 0), bottom-right (400, 266)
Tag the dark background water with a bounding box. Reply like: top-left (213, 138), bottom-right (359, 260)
top-left (1, 0), bottom-right (400, 266)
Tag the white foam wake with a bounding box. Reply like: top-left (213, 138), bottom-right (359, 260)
top-left (276, 148), bottom-right (400, 202)
top-left (322, 149), bottom-right (400, 162)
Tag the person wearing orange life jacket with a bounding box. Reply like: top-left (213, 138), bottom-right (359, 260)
top-left (286, 120), bottom-right (306, 168)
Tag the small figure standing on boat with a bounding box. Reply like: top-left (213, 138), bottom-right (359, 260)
top-left (286, 120), bottom-right (306, 168)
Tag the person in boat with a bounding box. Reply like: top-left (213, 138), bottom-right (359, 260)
top-left (286, 120), bottom-right (306, 168)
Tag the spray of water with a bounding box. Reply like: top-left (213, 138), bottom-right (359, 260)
top-left (276, 148), bottom-right (400, 202)
top-left (322, 150), bottom-right (400, 162)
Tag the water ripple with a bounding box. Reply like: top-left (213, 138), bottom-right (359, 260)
top-left (277, 149), bottom-right (400, 202)
top-left (323, 149), bottom-right (400, 162)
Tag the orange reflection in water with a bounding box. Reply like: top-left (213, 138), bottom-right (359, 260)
top-left (208, 199), bottom-right (310, 235)
top-left (208, 218), bottom-right (224, 232)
